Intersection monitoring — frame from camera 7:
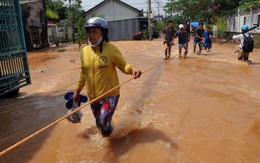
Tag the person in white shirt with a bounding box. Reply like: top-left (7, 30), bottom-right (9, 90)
top-left (232, 25), bottom-right (253, 61)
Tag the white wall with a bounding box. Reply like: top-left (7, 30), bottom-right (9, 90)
top-left (227, 9), bottom-right (260, 33)
top-left (85, 0), bottom-right (139, 21)
top-left (108, 18), bottom-right (139, 40)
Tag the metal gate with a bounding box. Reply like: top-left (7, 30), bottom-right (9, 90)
top-left (0, 0), bottom-right (31, 96)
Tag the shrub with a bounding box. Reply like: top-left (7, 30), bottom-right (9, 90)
top-left (216, 17), bottom-right (227, 38)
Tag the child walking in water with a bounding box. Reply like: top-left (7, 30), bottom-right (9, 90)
top-left (175, 24), bottom-right (188, 58)
top-left (203, 26), bottom-right (214, 52)
top-left (183, 23), bottom-right (190, 50)
top-left (73, 17), bottom-right (142, 137)
top-left (162, 20), bottom-right (176, 60)
top-left (193, 22), bottom-right (205, 54)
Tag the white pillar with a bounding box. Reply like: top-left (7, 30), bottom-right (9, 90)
top-left (237, 9), bottom-right (240, 32)
top-left (249, 8), bottom-right (253, 27)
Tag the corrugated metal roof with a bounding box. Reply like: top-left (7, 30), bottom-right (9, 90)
top-left (20, 0), bottom-right (41, 4)
top-left (85, 0), bottom-right (141, 16)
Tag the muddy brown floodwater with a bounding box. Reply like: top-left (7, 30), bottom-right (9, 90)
top-left (0, 38), bottom-right (260, 163)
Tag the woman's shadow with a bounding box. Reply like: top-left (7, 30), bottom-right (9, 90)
top-left (102, 127), bottom-right (178, 162)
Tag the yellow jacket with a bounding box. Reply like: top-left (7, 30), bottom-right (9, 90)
top-left (77, 42), bottom-right (133, 100)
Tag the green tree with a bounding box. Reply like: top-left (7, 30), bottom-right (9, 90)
top-left (46, 0), bottom-right (67, 19)
top-left (66, 0), bottom-right (83, 44)
top-left (215, 17), bottom-right (227, 38)
top-left (169, 15), bottom-right (190, 24)
top-left (239, 0), bottom-right (260, 11)
top-left (164, 0), bottom-right (213, 22)
top-left (212, 0), bottom-right (240, 16)
top-left (46, 0), bottom-right (87, 46)
top-left (76, 12), bottom-right (87, 48)
top-left (164, 0), bottom-right (242, 23)
top-left (153, 20), bottom-right (166, 34)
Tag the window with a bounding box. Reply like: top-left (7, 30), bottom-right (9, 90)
top-left (244, 17), bottom-right (246, 25)
top-left (233, 18), bottom-right (236, 30)
top-left (257, 15), bottom-right (260, 27)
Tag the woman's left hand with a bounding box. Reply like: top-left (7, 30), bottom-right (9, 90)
top-left (132, 66), bottom-right (142, 79)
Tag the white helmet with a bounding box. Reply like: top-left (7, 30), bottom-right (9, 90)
top-left (179, 24), bottom-right (184, 28)
top-left (85, 17), bottom-right (108, 30)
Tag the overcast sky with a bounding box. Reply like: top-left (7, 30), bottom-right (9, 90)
top-left (81, 0), bottom-right (167, 16)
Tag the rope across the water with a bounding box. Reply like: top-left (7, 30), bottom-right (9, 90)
top-left (0, 55), bottom-right (178, 157)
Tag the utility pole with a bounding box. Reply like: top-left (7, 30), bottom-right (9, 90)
top-left (148, 0), bottom-right (152, 40)
top-left (41, 0), bottom-right (48, 47)
top-left (157, 1), bottom-right (160, 16)
top-left (69, 0), bottom-right (75, 44)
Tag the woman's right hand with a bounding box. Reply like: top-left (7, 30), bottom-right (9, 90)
top-left (132, 66), bottom-right (142, 79)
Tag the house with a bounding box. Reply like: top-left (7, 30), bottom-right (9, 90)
top-left (84, 0), bottom-right (143, 21)
top-left (227, 8), bottom-right (260, 34)
top-left (226, 9), bottom-right (260, 47)
top-left (84, 0), bottom-right (145, 40)
top-left (20, 0), bottom-right (48, 50)
top-left (57, 20), bottom-right (74, 43)
top-left (21, 0), bottom-right (43, 49)
top-left (46, 8), bottom-right (60, 46)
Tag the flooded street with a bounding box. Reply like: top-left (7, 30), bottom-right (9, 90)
top-left (0, 39), bottom-right (260, 162)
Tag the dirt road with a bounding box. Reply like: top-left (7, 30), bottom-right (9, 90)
top-left (0, 39), bottom-right (260, 162)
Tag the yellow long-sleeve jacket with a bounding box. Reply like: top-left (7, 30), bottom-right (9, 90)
top-left (76, 42), bottom-right (133, 100)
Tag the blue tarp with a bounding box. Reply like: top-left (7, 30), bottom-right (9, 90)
top-left (190, 21), bottom-right (199, 28)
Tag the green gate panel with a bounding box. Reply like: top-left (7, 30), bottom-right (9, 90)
top-left (0, 0), bottom-right (31, 96)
